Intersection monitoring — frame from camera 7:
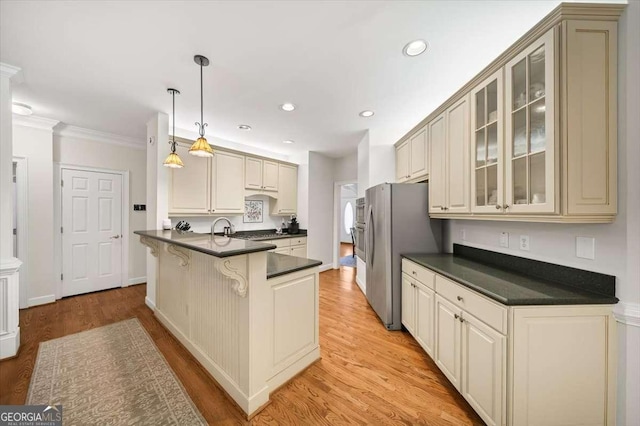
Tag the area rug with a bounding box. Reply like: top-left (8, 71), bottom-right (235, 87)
top-left (27, 318), bottom-right (206, 425)
top-left (339, 255), bottom-right (357, 267)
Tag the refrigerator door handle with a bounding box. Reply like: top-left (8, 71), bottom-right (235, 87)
top-left (368, 205), bottom-right (375, 265)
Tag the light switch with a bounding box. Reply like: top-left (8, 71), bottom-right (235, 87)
top-left (576, 237), bottom-right (595, 260)
top-left (519, 235), bottom-right (530, 251)
top-left (500, 232), bottom-right (509, 248)
top-left (461, 229), bottom-right (467, 241)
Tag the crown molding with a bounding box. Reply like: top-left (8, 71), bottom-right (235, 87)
top-left (0, 63), bottom-right (22, 82)
top-left (12, 114), bottom-right (60, 131)
top-left (54, 124), bottom-right (145, 150)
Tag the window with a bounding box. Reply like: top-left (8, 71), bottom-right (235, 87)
top-left (344, 202), bottom-right (354, 234)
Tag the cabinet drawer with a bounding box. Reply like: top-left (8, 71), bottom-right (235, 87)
top-left (435, 275), bottom-right (507, 334)
top-left (264, 239), bottom-right (291, 249)
top-left (402, 259), bottom-right (435, 290)
top-left (289, 237), bottom-right (307, 246)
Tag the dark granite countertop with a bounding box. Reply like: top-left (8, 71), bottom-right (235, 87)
top-left (402, 253), bottom-right (618, 306)
top-left (267, 253), bottom-right (322, 279)
top-left (135, 230), bottom-right (276, 258)
top-left (217, 229), bottom-right (308, 241)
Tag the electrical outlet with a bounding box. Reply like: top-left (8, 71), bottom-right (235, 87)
top-left (576, 237), bottom-right (595, 260)
top-left (500, 232), bottom-right (509, 248)
top-left (519, 235), bottom-right (530, 251)
top-left (461, 229), bottom-right (467, 241)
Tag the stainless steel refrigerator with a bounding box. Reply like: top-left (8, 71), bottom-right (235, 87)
top-left (364, 183), bottom-right (441, 330)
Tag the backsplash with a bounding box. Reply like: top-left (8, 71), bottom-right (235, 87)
top-left (171, 195), bottom-right (293, 233)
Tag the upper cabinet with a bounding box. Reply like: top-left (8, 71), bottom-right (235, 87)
top-left (404, 4), bottom-right (622, 223)
top-left (271, 163), bottom-right (298, 216)
top-left (169, 142), bottom-right (298, 217)
top-left (212, 150), bottom-right (245, 215)
top-left (428, 96), bottom-right (470, 214)
top-left (395, 127), bottom-right (428, 183)
top-left (245, 157), bottom-right (278, 192)
top-left (168, 144), bottom-right (211, 215)
top-left (504, 29), bottom-right (557, 215)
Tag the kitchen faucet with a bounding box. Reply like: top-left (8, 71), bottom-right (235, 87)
top-left (211, 217), bottom-right (235, 236)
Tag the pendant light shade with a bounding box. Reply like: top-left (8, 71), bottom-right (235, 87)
top-left (189, 54), bottom-right (214, 157)
top-left (163, 88), bottom-right (184, 168)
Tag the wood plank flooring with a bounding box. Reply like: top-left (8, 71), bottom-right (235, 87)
top-left (0, 267), bottom-right (483, 425)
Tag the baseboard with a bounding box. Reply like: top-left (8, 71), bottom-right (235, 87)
top-left (614, 302), bottom-right (640, 327)
top-left (318, 264), bottom-right (333, 273)
top-left (355, 276), bottom-right (366, 295)
top-left (0, 328), bottom-right (20, 359)
top-left (128, 276), bottom-right (147, 286)
top-left (28, 294), bottom-right (56, 307)
top-left (145, 296), bottom-right (156, 311)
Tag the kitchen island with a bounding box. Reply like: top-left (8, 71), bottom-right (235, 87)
top-left (135, 230), bottom-right (322, 417)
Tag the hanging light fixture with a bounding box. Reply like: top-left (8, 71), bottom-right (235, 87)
top-left (163, 88), bottom-right (183, 168)
top-left (189, 54), bottom-right (214, 157)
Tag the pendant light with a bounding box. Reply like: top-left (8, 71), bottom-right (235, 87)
top-left (189, 54), bottom-right (214, 157)
top-left (163, 88), bottom-right (184, 168)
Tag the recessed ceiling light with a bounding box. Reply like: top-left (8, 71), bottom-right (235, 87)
top-left (280, 103), bottom-right (296, 112)
top-left (282, 140), bottom-right (295, 144)
top-left (12, 102), bottom-right (32, 116)
top-left (238, 124), bottom-right (252, 130)
top-left (359, 110), bottom-right (375, 118)
top-left (403, 39), bottom-right (428, 57)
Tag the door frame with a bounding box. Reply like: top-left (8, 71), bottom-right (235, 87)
top-left (332, 180), bottom-right (357, 269)
top-left (13, 157), bottom-right (28, 309)
top-left (53, 163), bottom-right (130, 299)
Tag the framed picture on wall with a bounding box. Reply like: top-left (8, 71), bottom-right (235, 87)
top-left (244, 200), bottom-right (263, 223)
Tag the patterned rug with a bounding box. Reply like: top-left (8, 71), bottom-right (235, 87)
top-left (339, 255), bottom-right (357, 268)
top-left (27, 318), bottom-right (206, 425)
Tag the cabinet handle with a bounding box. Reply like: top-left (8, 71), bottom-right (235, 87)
top-left (495, 205), bottom-right (502, 210)
top-left (454, 314), bottom-right (459, 320)
top-left (459, 316), bottom-right (465, 323)
top-left (503, 204), bottom-right (509, 210)
top-left (443, 207), bottom-right (449, 211)
top-left (457, 296), bottom-right (463, 302)
top-left (412, 271), bottom-right (417, 275)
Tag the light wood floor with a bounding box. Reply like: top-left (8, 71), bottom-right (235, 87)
top-left (0, 269), bottom-right (483, 425)
top-left (340, 242), bottom-right (354, 258)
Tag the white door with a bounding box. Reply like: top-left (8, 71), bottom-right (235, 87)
top-left (62, 169), bottom-right (123, 297)
top-left (245, 157), bottom-right (263, 190)
top-left (446, 95), bottom-right (470, 213)
top-left (409, 128), bottom-right (428, 179)
top-left (401, 275), bottom-right (415, 335)
top-left (428, 114), bottom-right (447, 213)
top-left (262, 160), bottom-right (279, 192)
top-left (340, 198), bottom-right (355, 243)
top-left (212, 151), bottom-right (245, 214)
top-left (396, 141), bottom-right (410, 182)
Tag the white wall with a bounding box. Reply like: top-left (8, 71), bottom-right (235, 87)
top-left (357, 129), bottom-right (395, 196)
top-left (334, 152), bottom-right (357, 182)
top-left (53, 132), bottom-right (148, 284)
top-left (13, 123), bottom-right (55, 305)
top-left (307, 151), bottom-right (335, 268)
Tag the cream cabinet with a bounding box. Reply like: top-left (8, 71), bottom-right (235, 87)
top-left (245, 157), bottom-right (278, 192)
top-left (211, 150), bottom-right (245, 215)
top-left (428, 96), bottom-right (470, 214)
top-left (266, 237), bottom-right (307, 258)
top-left (402, 258), bottom-right (616, 426)
top-left (271, 164), bottom-right (298, 216)
top-left (401, 259), bottom-right (436, 357)
top-left (168, 144), bottom-right (211, 215)
top-left (504, 29), bottom-right (557, 215)
top-left (471, 69), bottom-right (504, 213)
top-left (416, 5), bottom-right (621, 223)
top-left (395, 127), bottom-right (428, 183)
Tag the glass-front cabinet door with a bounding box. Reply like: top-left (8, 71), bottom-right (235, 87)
top-left (471, 70), bottom-right (503, 213)
top-left (505, 29), bottom-right (556, 214)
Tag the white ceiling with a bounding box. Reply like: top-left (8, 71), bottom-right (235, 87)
top-left (0, 0), bottom-right (621, 158)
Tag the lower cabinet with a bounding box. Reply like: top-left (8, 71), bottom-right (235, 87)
top-left (402, 259), bottom-right (615, 426)
top-left (266, 237), bottom-right (307, 258)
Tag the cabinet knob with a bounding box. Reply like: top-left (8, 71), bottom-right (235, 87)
top-left (412, 271), bottom-right (417, 275)
top-left (495, 205), bottom-right (502, 210)
top-left (454, 314), bottom-right (459, 320)
top-left (443, 207), bottom-right (449, 211)
top-left (503, 204), bottom-right (509, 210)
top-left (457, 296), bottom-right (463, 302)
